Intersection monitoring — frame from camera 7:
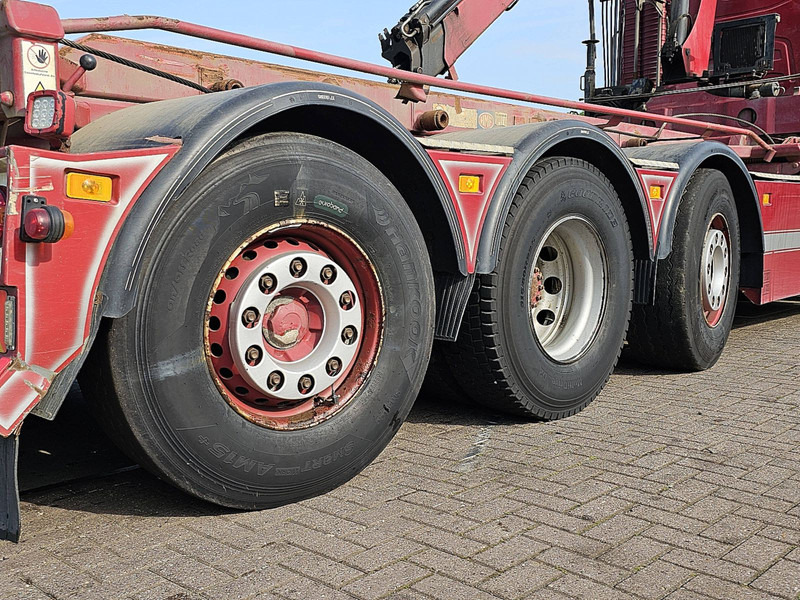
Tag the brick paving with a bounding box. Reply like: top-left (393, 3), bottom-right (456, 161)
top-left (2, 300), bottom-right (800, 600)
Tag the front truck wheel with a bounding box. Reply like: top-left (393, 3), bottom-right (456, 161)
top-left (443, 157), bottom-right (634, 419)
top-left (80, 133), bottom-right (434, 509)
top-left (628, 169), bottom-right (740, 371)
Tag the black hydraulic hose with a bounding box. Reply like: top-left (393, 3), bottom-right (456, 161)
top-left (60, 37), bottom-right (212, 94)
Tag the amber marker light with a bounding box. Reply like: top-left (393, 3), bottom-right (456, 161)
top-left (66, 172), bottom-right (113, 202)
top-left (458, 174), bottom-right (483, 194)
top-left (649, 185), bottom-right (664, 200)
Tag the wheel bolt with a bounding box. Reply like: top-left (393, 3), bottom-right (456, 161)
top-left (326, 357), bottom-right (342, 377)
top-left (290, 258), bottom-right (307, 278)
top-left (242, 308), bottom-right (260, 328)
top-left (321, 265), bottom-right (337, 284)
top-left (298, 375), bottom-right (314, 394)
top-left (259, 274), bottom-right (277, 294)
top-left (341, 326), bottom-right (358, 345)
top-left (267, 371), bottom-right (284, 391)
top-left (245, 346), bottom-right (262, 366)
top-left (339, 291), bottom-right (355, 310)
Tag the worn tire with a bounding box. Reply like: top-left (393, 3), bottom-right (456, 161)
top-left (81, 133), bottom-right (434, 509)
top-left (442, 157), bottom-right (633, 419)
top-left (628, 169), bottom-right (740, 371)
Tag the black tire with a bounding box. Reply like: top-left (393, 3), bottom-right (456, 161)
top-left (80, 133), bottom-right (434, 509)
top-left (628, 169), bottom-right (740, 371)
top-left (442, 157), bottom-right (633, 419)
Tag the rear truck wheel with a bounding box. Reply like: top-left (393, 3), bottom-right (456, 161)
top-left (80, 133), bottom-right (434, 509)
top-left (442, 157), bottom-right (634, 419)
top-left (627, 169), bottom-right (740, 371)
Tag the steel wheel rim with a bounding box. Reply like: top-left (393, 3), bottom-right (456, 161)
top-left (701, 213), bottom-right (731, 327)
top-left (204, 221), bottom-right (383, 430)
top-left (529, 215), bottom-right (609, 363)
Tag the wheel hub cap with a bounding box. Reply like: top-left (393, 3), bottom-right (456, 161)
top-left (229, 249), bottom-right (361, 400)
top-left (263, 296), bottom-right (314, 351)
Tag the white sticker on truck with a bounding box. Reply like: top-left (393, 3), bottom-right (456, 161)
top-left (21, 40), bottom-right (58, 99)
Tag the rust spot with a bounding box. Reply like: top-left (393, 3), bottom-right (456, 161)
top-left (9, 356), bottom-right (28, 372)
top-left (145, 135), bottom-right (183, 145)
top-left (10, 357), bottom-right (56, 381)
top-left (23, 380), bottom-right (46, 397)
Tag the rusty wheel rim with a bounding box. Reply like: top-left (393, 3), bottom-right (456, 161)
top-left (205, 221), bottom-right (383, 430)
top-left (701, 213), bottom-right (731, 328)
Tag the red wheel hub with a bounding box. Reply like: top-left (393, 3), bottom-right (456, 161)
top-left (262, 293), bottom-right (323, 361)
top-left (204, 224), bottom-right (383, 430)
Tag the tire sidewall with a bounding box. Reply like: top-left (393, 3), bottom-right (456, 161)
top-left (118, 134), bottom-right (433, 507)
top-left (497, 161), bottom-right (633, 415)
top-left (677, 171), bottom-right (740, 368)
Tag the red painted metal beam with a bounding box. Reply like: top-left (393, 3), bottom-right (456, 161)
top-left (60, 14), bottom-right (776, 159)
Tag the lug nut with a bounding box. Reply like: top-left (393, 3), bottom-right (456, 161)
top-left (259, 273), bottom-right (277, 294)
top-left (341, 326), bottom-right (358, 345)
top-left (290, 258), bottom-right (307, 278)
top-left (339, 291), bottom-right (355, 310)
top-left (242, 308), bottom-right (260, 328)
top-left (326, 357), bottom-right (342, 377)
top-left (267, 371), bottom-right (284, 391)
top-left (321, 265), bottom-right (337, 284)
top-left (245, 346), bottom-right (262, 366)
top-left (298, 375), bottom-right (314, 394)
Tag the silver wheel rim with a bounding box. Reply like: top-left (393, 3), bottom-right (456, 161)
top-left (229, 250), bottom-right (362, 400)
top-left (529, 215), bottom-right (609, 363)
top-left (700, 213), bottom-right (731, 327)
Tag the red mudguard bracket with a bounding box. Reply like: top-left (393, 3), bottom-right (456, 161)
top-left (427, 150), bottom-right (511, 273)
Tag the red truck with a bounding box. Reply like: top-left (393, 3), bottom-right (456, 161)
top-left (1, 0), bottom-right (797, 541)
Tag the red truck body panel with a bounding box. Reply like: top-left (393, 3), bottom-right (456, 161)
top-left (0, 145), bottom-right (177, 436)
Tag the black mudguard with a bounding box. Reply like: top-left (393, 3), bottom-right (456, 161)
top-left (625, 141), bottom-right (764, 288)
top-left (1, 431), bottom-right (20, 542)
top-left (428, 119), bottom-right (655, 272)
top-left (69, 81), bottom-right (464, 318)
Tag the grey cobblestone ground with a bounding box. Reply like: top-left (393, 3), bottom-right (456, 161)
top-left (2, 301), bottom-right (800, 599)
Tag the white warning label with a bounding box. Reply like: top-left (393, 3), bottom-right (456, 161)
top-left (21, 40), bottom-right (58, 100)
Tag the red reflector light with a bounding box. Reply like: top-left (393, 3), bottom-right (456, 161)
top-left (23, 208), bottom-right (52, 241)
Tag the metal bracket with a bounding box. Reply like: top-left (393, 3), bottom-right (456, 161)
top-left (1, 431), bottom-right (21, 543)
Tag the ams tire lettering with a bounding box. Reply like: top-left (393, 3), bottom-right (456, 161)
top-left (206, 441), bottom-right (355, 477)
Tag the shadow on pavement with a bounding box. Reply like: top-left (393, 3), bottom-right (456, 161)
top-left (731, 297), bottom-right (800, 329)
top-left (18, 384), bottom-right (232, 519)
top-left (16, 297), bottom-right (800, 517)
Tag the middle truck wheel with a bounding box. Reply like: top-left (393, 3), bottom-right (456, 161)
top-left (443, 156), bottom-right (634, 419)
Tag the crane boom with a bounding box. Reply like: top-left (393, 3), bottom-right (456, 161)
top-left (381, 0), bottom-right (518, 100)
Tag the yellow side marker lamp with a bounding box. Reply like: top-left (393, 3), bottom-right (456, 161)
top-left (458, 174), bottom-right (483, 194)
top-left (649, 185), bottom-right (664, 200)
top-left (762, 193), bottom-right (772, 206)
top-left (66, 172), bottom-right (114, 202)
